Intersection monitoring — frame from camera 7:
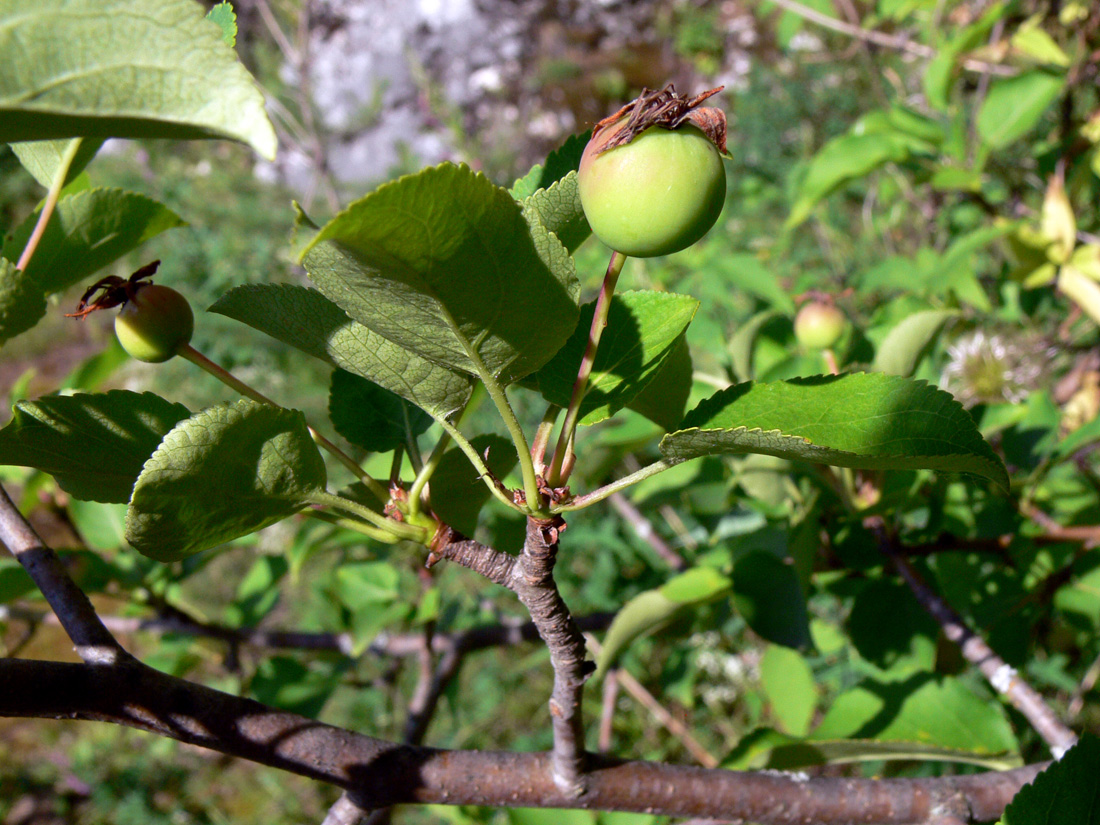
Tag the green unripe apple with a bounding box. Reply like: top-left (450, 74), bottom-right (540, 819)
top-left (114, 284), bottom-right (194, 363)
top-left (578, 119), bottom-right (726, 258)
top-left (794, 302), bottom-right (847, 351)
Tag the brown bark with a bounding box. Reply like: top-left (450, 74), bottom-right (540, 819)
top-left (0, 658), bottom-right (1043, 823)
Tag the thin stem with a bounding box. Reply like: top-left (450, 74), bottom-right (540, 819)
top-left (403, 404), bottom-right (424, 475)
top-left (608, 492), bottom-right (685, 569)
top-left (588, 636), bottom-right (718, 768)
top-left (16, 138), bottom-right (83, 272)
top-left (547, 251), bottom-right (628, 487)
top-left (178, 345), bottom-right (389, 505)
top-left (408, 428), bottom-right (451, 516)
top-left (308, 491), bottom-right (428, 544)
top-left (553, 458), bottom-right (681, 513)
top-left (434, 415), bottom-right (525, 513)
top-left (470, 358), bottom-right (541, 512)
top-left (305, 509), bottom-right (405, 545)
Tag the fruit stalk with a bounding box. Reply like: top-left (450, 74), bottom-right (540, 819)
top-left (545, 250), bottom-right (627, 487)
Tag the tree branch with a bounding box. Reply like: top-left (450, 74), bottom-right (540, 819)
top-left (0, 483), bottom-right (128, 665)
top-left (875, 522), bottom-right (1079, 759)
top-left (764, 0), bottom-right (1017, 77)
top-left (431, 520), bottom-right (592, 795)
top-left (0, 657), bottom-right (1045, 823)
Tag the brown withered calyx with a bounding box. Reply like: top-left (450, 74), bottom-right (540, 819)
top-left (592, 84), bottom-right (727, 155)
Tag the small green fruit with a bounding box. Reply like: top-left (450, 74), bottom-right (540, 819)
top-left (578, 119), bottom-right (726, 258)
top-left (114, 284), bottom-right (194, 363)
top-left (794, 302), bottom-right (847, 351)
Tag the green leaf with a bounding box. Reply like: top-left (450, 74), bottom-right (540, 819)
top-left (1011, 18), bottom-right (1070, 68)
top-left (724, 727), bottom-right (1021, 771)
top-left (0, 0), bottom-right (276, 159)
top-left (0, 257), bottom-right (46, 345)
top-left (300, 163), bottom-right (580, 385)
top-left (328, 369), bottom-right (432, 454)
top-left (1000, 734), bottom-right (1100, 825)
top-left (209, 283), bottom-right (474, 420)
top-left (205, 1), bottom-right (237, 48)
top-left (336, 561), bottom-right (402, 612)
top-left (760, 645), bottom-right (816, 736)
top-left (728, 310), bottom-right (782, 382)
top-left (509, 130), bottom-right (590, 200)
top-left (67, 499), bottom-right (128, 551)
top-left (626, 335), bottom-right (693, 431)
top-left (522, 171), bottom-right (591, 254)
top-left (535, 291), bottom-right (698, 426)
top-left (595, 566), bottom-right (731, 675)
top-left (732, 550), bottom-right (811, 650)
top-left (10, 138), bottom-right (104, 189)
top-left (786, 133), bottom-right (909, 229)
top-left (0, 558), bottom-right (37, 604)
top-left (872, 309), bottom-right (959, 377)
top-left (977, 70), bottom-right (1065, 150)
top-left (0, 390), bottom-right (191, 503)
top-left (250, 656), bottom-right (342, 718)
top-left (660, 373), bottom-right (1009, 491)
top-left (813, 675), bottom-right (1019, 757)
top-left (429, 434), bottom-right (518, 536)
top-left (922, 2), bottom-right (1008, 112)
top-left (125, 400), bottom-right (327, 561)
top-left (3, 187), bottom-right (186, 294)
top-left (716, 254), bottom-right (795, 314)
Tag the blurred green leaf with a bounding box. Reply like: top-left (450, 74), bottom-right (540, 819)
top-left (250, 656), bottom-right (343, 718)
top-left (661, 373), bottom-right (1009, 490)
top-left (732, 550), bottom-right (811, 650)
top-left (872, 310), bottom-right (958, 377)
top-left (786, 133), bottom-right (909, 229)
top-left (760, 645), bottom-right (816, 736)
top-left (0, 558), bottom-right (37, 604)
top-left (0, 391), bottom-right (190, 503)
top-left (724, 727), bottom-right (1021, 771)
top-left (301, 163), bottom-right (580, 385)
top-left (814, 675), bottom-right (1019, 756)
top-left (717, 254), bottom-right (795, 314)
top-left (0, 0), bottom-right (276, 158)
top-left (210, 284), bottom-right (474, 420)
top-left (977, 70), bottom-right (1064, 150)
top-left (595, 566), bottom-right (731, 675)
top-left (126, 400), bottom-right (327, 561)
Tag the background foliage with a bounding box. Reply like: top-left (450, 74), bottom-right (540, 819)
top-left (2, 0), bottom-right (1100, 823)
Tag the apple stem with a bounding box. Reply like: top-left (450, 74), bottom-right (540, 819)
top-left (177, 345), bottom-right (390, 505)
top-left (16, 138), bottom-right (83, 273)
top-left (546, 250), bottom-right (628, 487)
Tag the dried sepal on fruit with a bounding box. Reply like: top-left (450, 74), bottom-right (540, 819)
top-left (67, 260), bottom-right (194, 363)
